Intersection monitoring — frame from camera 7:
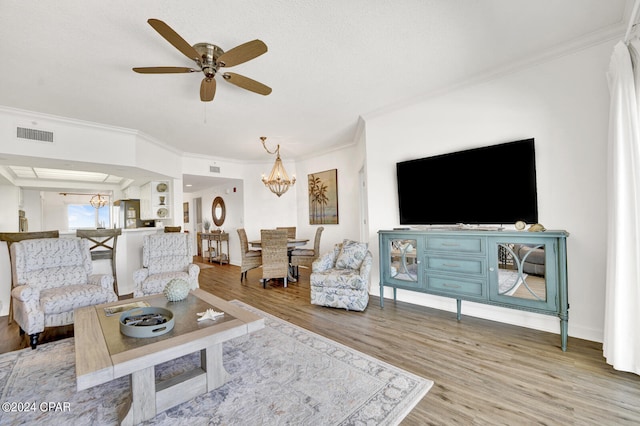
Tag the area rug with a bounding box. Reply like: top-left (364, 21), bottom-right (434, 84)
top-left (0, 300), bottom-right (433, 425)
top-left (194, 260), bottom-right (215, 270)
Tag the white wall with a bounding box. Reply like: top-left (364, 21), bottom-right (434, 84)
top-left (185, 180), bottom-right (244, 265)
top-left (364, 39), bottom-right (614, 343)
top-left (241, 161), bottom-right (299, 237)
top-left (21, 189), bottom-right (43, 232)
top-left (293, 143), bottom-right (366, 255)
top-left (0, 186), bottom-right (20, 315)
top-left (0, 186), bottom-right (20, 231)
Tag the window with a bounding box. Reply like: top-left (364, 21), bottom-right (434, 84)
top-left (68, 204), bottom-right (110, 229)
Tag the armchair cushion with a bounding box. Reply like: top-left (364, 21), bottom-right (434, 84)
top-left (335, 239), bottom-right (368, 270)
top-left (290, 248), bottom-right (314, 256)
top-left (135, 265), bottom-right (200, 297)
top-left (312, 244), bottom-right (343, 273)
top-left (39, 284), bottom-right (116, 315)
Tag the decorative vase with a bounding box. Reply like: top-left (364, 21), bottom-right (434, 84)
top-left (163, 279), bottom-right (190, 302)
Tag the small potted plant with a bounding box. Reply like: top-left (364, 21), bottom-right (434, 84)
top-left (203, 220), bottom-right (211, 232)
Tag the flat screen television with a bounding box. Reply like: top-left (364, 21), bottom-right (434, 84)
top-left (396, 138), bottom-right (538, 225)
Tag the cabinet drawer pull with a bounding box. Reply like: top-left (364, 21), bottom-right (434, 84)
top-left (441, 243), bottom-right (460, 247)
top-left (443, 283), bottom-right (461, 288)
top-left (442, 263), bottom-right (459, 267)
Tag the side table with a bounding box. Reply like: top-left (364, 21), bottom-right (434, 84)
top-left (201, 231), bottom-right (229, 264)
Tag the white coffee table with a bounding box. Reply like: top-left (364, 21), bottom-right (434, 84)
top-left (74, 289), bottom-right (264, 425)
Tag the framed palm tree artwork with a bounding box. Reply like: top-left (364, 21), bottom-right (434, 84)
top-left (308, 169), bottom-right (339, 224)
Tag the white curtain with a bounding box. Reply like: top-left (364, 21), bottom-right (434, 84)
top-left (603, 40), bottom-right (640, 375)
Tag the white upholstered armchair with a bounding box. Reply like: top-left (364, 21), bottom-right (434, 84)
top-left (310, 240), bottom-right (372, 311)
top-left (133, 233), bottom-right (200, 297)
top-left (10, 238), bottom-right (118, 349)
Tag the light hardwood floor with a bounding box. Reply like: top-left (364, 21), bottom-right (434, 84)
top-left (1, 259), bottom-right (639, 425)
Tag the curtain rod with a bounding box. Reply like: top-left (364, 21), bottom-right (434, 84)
top-left (625, 0), bottom-right (640, 43)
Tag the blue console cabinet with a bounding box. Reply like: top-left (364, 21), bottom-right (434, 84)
top-left (378, 229), bottom-right (569, 350)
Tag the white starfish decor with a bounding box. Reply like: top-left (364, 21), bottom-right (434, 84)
top-left (197, 309), bottom-right (224, 321)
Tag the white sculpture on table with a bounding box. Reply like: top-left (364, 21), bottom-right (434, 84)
top-left (197, 309), bottom-right (224, 321)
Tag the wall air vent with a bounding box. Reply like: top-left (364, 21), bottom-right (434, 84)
top-left (16, 127), bottom-right (54, 142)
top-left (210, 166), bottom-right (221, 173)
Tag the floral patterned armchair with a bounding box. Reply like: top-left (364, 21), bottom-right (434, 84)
top-left (133, 233), bottom-right (200, 297)
top-left (10, 238), bottom-right (117, 349)
top-left (310, 240), bottom-right (372, 311)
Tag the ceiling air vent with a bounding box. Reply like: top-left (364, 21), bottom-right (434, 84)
top-left (210, 166), bottom-right (220, 173)
top-left (16, 127), bottom-right (54, 143)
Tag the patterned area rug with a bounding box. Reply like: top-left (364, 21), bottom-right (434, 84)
top-left (0, 301), bottom-right (433, 425)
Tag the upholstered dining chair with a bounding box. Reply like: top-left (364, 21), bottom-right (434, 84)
top-left (276, 226), bottom-right (296, 239)
top-left (238, 228), bottom-right (262, 281)
top-left (290, 226), bottom-right (324, 278)
top-left (260, 229), bottom-right (289, 288)
top-left (133, 233), bottom-right (200, 297)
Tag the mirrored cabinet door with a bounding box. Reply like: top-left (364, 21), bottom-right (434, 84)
top-left (488, 238), bottom-right (558, 311)
top-left (381, 235), bottom-right (423, 288)
top-left (390, 238), bottom-right (418, 281)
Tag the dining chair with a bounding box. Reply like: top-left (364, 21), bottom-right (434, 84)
top-left (276, 226), bottom-right (296, 239)
top-left (290, 226), bottom-right (324, 278)
top-left (76, 228), bottom-right (122, 296)
top-left (237, 228), bottom-right (262, 281)
top-left (260, 229), bottom-right (289, 288)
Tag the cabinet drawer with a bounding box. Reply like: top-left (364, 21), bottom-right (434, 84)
top-left (427, 236), bottom-right (484, 254)
top-left (426, 256), bottom-right (485, 276)
top-left (426, 275), bottom-right (485, 297)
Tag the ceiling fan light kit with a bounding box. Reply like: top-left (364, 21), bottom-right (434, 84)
top-left (133, 19), bottom-right (271, 102)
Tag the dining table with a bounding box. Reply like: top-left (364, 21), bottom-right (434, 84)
top-left (249, 238), bottom-right (309, 282)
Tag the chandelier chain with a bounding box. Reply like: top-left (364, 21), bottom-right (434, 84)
top-left (260, 136), bottom-right (295, 197)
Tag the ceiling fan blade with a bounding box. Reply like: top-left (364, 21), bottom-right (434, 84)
top-left (147, 18), bottom-right (200, 61)
top-left (200, 78), bottom-right (216, 102)
top-left (132, 67), bottom-right (197, 74)
top-left (217, 40), bottom-right (267, 68)
top-left (222, 72), bottom-right (271, 95)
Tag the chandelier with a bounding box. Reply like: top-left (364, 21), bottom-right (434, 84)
top-left (89, 194), bottom-right (108, 209)
top-left (260, 136), bottom-right (296, 197)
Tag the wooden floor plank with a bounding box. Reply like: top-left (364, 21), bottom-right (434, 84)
top-left (1, 257), bottom-right (639, 425)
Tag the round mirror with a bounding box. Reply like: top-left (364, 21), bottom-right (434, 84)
top-left (212, 197), bottom-right (226, 227)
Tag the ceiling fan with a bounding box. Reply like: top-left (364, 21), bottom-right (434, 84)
top-left (133, 19), bottom-right (272, 102)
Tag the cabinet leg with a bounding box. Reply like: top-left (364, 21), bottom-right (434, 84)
top-left (560, 317), bottom-right (568, 351)
top-left (456, 299), bottom-right (462, 321)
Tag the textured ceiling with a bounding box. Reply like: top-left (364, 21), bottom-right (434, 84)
top-left (0, 0), bottom-right (632, 175)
